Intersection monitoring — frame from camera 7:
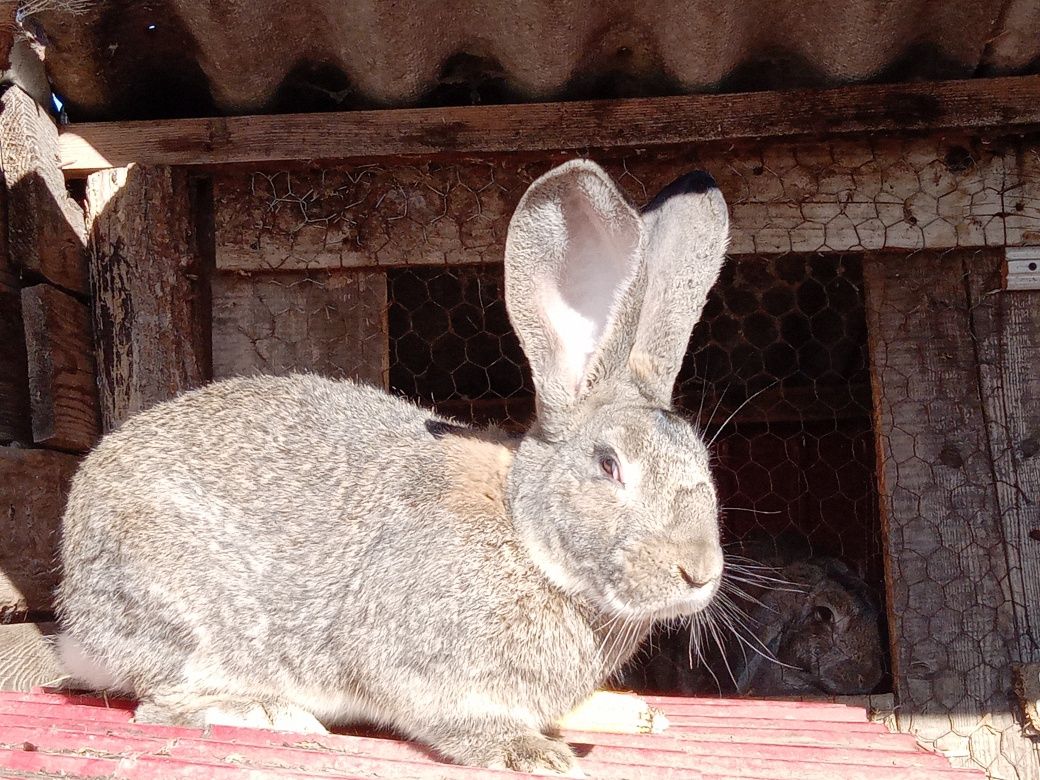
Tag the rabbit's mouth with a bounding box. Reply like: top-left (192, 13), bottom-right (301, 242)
top-left (598, 575), bottom-right (721, 622)
top-left (651, 579), bottom-right (721, 620)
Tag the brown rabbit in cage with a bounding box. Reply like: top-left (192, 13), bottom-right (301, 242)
top-left (621, 537), bottom-right (885, 698)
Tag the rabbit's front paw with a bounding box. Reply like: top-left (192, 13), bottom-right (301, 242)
top-left (494, 733), bottom-right (583, 777)
top-left (557, 690), bottom-right (669, 734)
top-left (204, 701), bottom-right (328, 734)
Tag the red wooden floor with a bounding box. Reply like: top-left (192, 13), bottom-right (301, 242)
top-left (0, 690), bottom-right (980, 779)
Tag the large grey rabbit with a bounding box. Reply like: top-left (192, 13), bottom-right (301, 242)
top-left (56, 159), bottom-right (730, 776)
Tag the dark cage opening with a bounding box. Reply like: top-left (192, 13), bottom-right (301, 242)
top-left (387, 252), bottom-right (888, 700)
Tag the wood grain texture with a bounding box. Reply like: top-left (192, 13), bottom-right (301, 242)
top-left (211, 270), bottom-right (388, 388)
top-left (0, 87), bottom-right (88, 293)
top-left (864, 251), bottom-right (1040, 779)
top-left (0, 162), bottom-right (13, 287)
top-left (0, 282), bottom-right (30, 444)
top-left (967, 253), bottom-right (1040, 667)
top-left (0, 447), bottom-right (79, 622)
top-left (212, 135), bottom-right (1030, 272)
top-left (0, 623), bottom-right (65, 692)
top-left (57, 75), bottom-right (1040, 173)
top-left (20, 284), bottom-right (100, 452)
top-left (85, 166), bottom-right (209, 431)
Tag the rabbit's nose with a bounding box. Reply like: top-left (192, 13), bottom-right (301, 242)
top-left (677, 566), bottom-right (712, 588)
top-left (676, 544), bottom-right (724, 589)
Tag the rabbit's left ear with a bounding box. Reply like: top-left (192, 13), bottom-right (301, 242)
top-left (627, 173), bottom-right (730, 407)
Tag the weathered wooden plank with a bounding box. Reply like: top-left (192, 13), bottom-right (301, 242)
top-left (0, 160), bottom-right (14, 287)
top-left (0, 623), bottom-right (65, 692)
top-left (0, 282), bottom-right (30, 444)
top-left (0, 87), bottom-right (87, 293)
top-left (967, 252), bottom-right (1040, 667)
top-left (57, 75), bottom-right (1040, 173)
top-left (0, 447), bottom-right (79, 622)
top-left (212, 135), bottom-right (1021, 270)
top-left (20, 284), bottom-right (100, 452)
top-left (863, 251), bottom-right (1040, 779)
top-left (85, 166), bottom-right (209, 431)
top-left (211, 270), bottom-right (387, 388)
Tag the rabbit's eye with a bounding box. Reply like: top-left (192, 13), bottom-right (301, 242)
top-left (813, 605), bottom-right (834, 624)
top-left (599, 455), bottom-right (623, 484)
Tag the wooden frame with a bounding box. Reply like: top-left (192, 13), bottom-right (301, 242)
top-left (58, 75), bottom-right (1040, 174)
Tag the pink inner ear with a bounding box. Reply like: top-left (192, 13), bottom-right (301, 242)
top-left (541, 184), bottom-right (639, 395)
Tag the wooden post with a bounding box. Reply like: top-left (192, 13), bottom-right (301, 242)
top-left (0, 86), bottom-right (87, 294)
top-left (864, 251), bottom-right (1040, 778)
top-left (0, 446), bottom-right (80, 622)
top-left (967, 254), bottom-right (1040, 668)
top-left (20, 283), bottom-right (100, 451)
top-left (85, 166), bottom-right (210, 430)
top-left (0, 280), bottom-right (30, 444)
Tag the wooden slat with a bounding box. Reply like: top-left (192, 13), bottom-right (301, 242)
top-left (967, 254), bottom-right (1040, 666)
top-left (0, 447), bottom-right (79, 622)
top-left (85, 166), bottom-right (210, 431)
top-left (212, 133), bottom-right (1025, 271)
top-left (57, 75), bottom-right (1040, 174)
top-left (0, 87), bottom-right (88, 293)
top-left (0, 282), bottom-right (30, 444)
top-left (863, 251), bottom-right (1040, 779)
top-left (211, 270), bottom-right (388, 388)
top-left (20, 284), bottom-right (100, 452)
top-left (0, 691), bottom-right (983, 780)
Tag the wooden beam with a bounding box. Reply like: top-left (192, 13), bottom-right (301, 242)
top-left (211, 270), bottom-right (388, 389)
top-left (85, 166), bottom-right (210, 431)
top-left (212, 133), bottom-right (1032, 271)
top-left (21, 283), bottom-right (100, 452)
top-left (0, 446), bottom-right (79, 622)
top-left (968, 254), bottom-right (1040, 667)
top-left (0, 87), bottom-right (88, 293)
top-left (0, 281), bottom-right (30, 444)
top-left (58, 75), bottom-right (1040, 174)
top-left (863, 251), bottom-right (1040, 778)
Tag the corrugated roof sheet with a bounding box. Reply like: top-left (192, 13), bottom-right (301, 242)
top-left (27, 0), bottom-right (1040, 122)
top-left (0, 690), bottom-right (981, 779)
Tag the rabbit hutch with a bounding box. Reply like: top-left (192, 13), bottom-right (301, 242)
top-left (1, 1), bottom-right (1039, 778)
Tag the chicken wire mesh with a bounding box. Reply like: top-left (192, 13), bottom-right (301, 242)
top-left (208, 141), bottom-right (1040, 777)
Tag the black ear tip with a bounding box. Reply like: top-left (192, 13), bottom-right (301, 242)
top-left (677, 170), bottom-right (718, 193)
top-left (643, 170), bottom-right (718, 212)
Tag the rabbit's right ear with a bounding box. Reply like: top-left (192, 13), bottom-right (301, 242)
top-left (504, 160), bottom-right (644, 439)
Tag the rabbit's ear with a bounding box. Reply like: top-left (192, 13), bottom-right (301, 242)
top-left (627, 172), bottom-right (730, 407)
top-left (504, 160), bottom-right (644, 435)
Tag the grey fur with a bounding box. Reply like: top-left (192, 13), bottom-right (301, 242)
top-left (56, 160), bottom-right (729, 774)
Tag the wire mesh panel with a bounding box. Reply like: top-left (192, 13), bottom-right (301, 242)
top-left (387, 266), bottom-right (532, 428)
top-left (679, 253), bottom-right (879, 586)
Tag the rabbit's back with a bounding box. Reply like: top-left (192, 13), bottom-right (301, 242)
top-left (70, 374), bottom-right (433, 514)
